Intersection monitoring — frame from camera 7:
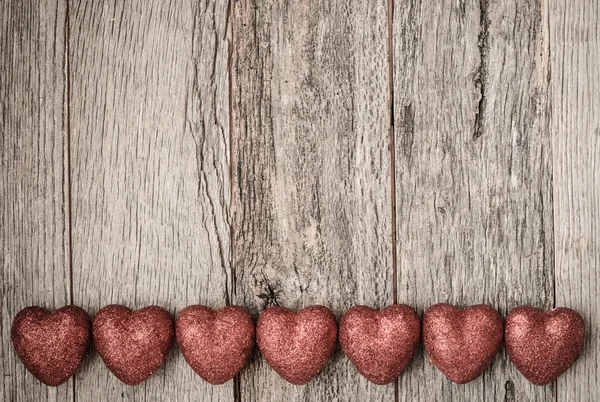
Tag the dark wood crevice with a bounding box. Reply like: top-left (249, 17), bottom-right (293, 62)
top-left (64, 0), bottom-right (76, 400)
top-left (387, 1), bottom-right (399, 400)
top-left (474, 0), bottom-right (489, 140)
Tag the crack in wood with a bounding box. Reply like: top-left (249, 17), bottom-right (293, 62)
top-left (400, 104), bottom-right (414, 159)
top-left (192, 130), bottom-right (231, 306)
top-left (504, 379), bottom-right (515, 401)
top-left (256, 277), bottom-right (280, 309)
top-left (474, 0), bottom-right (489, 140)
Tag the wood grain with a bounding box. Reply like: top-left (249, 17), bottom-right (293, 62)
top-left (550, 1), bottom-right (600, 400)
top-left (231, 0), bottom-right (393, 401)
top-left (69, 1), bottom-right (232, 401)
top-left (392, 1), bottom-right (554, 401)
top-left (2, 0), bottom-right (600, 401)
top-left (1, 1), bottom-right (72, 401)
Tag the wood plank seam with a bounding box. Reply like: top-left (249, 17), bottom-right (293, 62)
top-left (64, 0), bottom-right (76, 400)
top-left (543, 1), bottom-right (558, 401)
top-left (225, 1), bottom-right (241, 401)
top-left (387, 1), bottom-right (399, 402)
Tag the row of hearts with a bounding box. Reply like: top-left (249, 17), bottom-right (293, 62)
top-left (12, 303), bottom-right (585, 389)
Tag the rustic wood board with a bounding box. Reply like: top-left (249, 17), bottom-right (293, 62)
top-left (231, 0), bottom-right (394, 400)
top-left (392, 0), bottom-right (554, 401)
top-left (69, 1), bottom-right (232, 401)
top-left (1, 1), bottom-right (72, 401)
top-left (550, 1), bottom-right (600, 400)
top-left (3, 0), bottom-right (600, 401)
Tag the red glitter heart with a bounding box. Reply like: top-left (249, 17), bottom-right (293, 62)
top-left (339, 304), bottom-right (421, 384)
top-left (423, 303), bottom-right (503, 384)
top-left (11, 306), bottom-right (91, 386)
top-left (93, 305), bottom-right (174, 385)
top-left (505, 306), bottom-right (585, 385)
top-left (176, 305), bottom-right (255, 384)
top-left (257, 306), bottom-right (337, 385)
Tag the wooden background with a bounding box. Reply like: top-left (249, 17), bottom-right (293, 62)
top-left (1, 0), bottom-right (598, 401)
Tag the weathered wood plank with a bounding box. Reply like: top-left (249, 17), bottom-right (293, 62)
top-left (393, 1), bottom-right (554, 401)
top-left (550, 1), bottom-right (600, 400)
top-left (69, 1), bottom-right (232, 401)
top-left (1, 1), bottom-right (72, 401)
top-left (231, 1), bottom-right (393, 400)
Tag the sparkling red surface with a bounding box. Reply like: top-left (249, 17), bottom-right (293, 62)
top-left (176, 305), bottom-right (255, 384)
top-left (423, 303), bottom-right (503, 384)
top-left (11, 306), bottom-right (91, 386)
top-left (93, 305), bottom-right (174, 385)
top-left (505, 306), bottom-right (585, 385)
top-left (257, 305), bottom-right (337, 385)
top-left (339, 304), bottom-right (421, 384)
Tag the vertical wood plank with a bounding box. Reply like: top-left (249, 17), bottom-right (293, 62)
top-left (231, 1), bottom-right (393, 401)
top-left (393, 1), bottom-right (554, 401)
top-left (0, 0), bottom-right (73, 401)
top-left (1, 1), bottom-right (72, 401)
top-left (69, 1), bottom-right (233, 401)
top-left (550, 1), bottom-right (600, 400)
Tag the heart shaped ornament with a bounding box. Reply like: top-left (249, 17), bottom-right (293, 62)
top-left (505, 306), bottom-right (585, 385)
top-left (11, 306), bottom-right (91, 386)
top-left (340, 304), bottom-right (421, 384)
top-left (423, 303), bottom-right (503, 384)
top-left (257, 306), bottom-right (338, 385)
top-left (93, 305), bottom-right (174, 385)
top-left (176, 305), bottom-right (255, 384)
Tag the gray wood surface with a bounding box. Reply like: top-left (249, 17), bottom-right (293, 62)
top-left (550, 1), bottom-right (600, 401)
top-left (69, 1), bottom-right (232, 401)
top-left (392, 1), bottom-right (554, 401)
top-left (1, 1), bottom-right (72, 401)
top-left (2, 0), bottom-right (600, 401)
top-left (231, 0), bottom-right (393, 401)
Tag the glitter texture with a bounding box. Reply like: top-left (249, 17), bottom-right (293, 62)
top-left (339, 304), bottom-right (421, 384)
top-left (93, 305), bottom-right (174, 385)
top-left (423, 303), bottom-right (503, 384)
top-left (505, 306), bottom-right (585, 385)
top-left (176, 305), bottom-right (255, 384)
top-left (11, 306), bottom-right (91, 386)
top-left (257, 305), bottom-right (337, 385)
